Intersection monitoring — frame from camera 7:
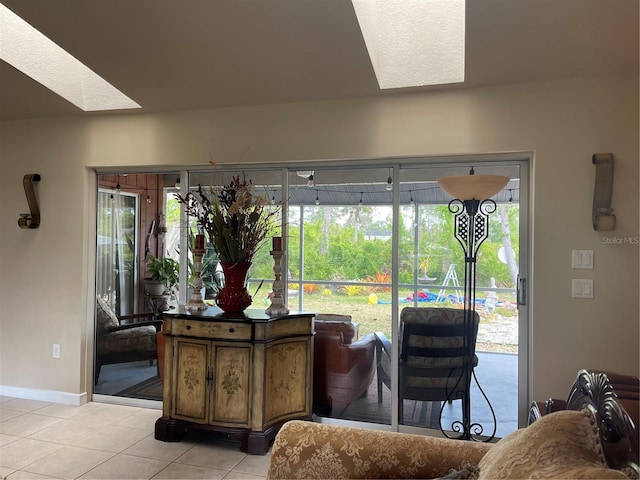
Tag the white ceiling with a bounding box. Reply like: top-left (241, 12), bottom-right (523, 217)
top-left (1, 0), bottom-right (637, 121)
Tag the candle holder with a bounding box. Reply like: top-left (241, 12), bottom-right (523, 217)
top-left (185, 244), bottom-right (208, 312)
top-left (266, 247), bottom-right (289, 316)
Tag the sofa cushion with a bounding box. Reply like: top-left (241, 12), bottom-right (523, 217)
top-left (478, 409), bottom-right (627, 479)
top-left (97, 325), bottom-right (157, 355)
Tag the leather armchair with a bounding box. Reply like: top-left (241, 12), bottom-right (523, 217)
top-left (313, 316), bottom-right (376, 414)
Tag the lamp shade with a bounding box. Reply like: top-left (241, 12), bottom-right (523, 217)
top-left (438, 174), bottom-right (509, 200)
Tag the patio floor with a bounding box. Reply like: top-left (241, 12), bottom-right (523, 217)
top-left (333, 350), bottom-right (519, 439)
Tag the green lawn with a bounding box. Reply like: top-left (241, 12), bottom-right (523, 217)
top-left (271, 290), bottom-right (518, 353)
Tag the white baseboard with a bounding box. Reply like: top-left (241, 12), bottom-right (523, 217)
top-left (0, 385), bottom-right (88, 406)
top-left (92, 393), bottom-right (162, 410)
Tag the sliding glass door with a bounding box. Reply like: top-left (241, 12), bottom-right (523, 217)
top-left (287, 167), bottom-right (394, 423)
top-left (92, 158), bottom-right (529, 437)
top-left (396, 163), bottom-right (522, 438)
top-left (96, 189), bottom-right (139, 316)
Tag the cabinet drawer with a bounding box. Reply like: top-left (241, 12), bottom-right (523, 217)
top-left (171, 319), bottom-right (252, 340)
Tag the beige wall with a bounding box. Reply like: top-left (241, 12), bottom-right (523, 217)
top-left (1, 75), bottom-right (638, 407)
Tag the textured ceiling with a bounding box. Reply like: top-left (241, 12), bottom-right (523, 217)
top-left (1, 0), bottom-right (637, 121)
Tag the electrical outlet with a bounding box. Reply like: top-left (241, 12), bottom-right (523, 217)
top-left (53, 344), bottom-right (60, 358)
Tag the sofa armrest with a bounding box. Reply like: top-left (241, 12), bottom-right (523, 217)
top-left (107, 320), bottom-right (163, 333)
top-left (118, 312), bottom-right (156, 323)
top-left (267, 420), bottom-right (492, 480)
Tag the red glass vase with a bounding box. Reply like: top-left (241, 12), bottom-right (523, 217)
top-left (216, 261), bottom-right (252, 313)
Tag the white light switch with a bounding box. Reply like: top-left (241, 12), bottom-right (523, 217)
top-left (572, 250), bottom-right (594, 269)
top-left (572, 279), bottom-right (594, 299)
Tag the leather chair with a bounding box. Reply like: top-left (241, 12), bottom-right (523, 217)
top-left (95, 296), bottom-right (163, 383)
top-left (313, 314), bottom-right (376, 415)
top-left (375, 307), bottom-right (479, 420)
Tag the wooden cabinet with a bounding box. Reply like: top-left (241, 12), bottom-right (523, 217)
top-left (172, 338), bottom-right (252, 426)
top-left (155, 307), bottom-right (314, 454)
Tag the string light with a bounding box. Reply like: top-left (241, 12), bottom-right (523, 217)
top-left (174, 177), bottom-right (181, 189)
top-left (307, 173), bottom-right (314, 187)
top-left (386, 168), bottom-right (393, 191)
top-left (286, 183), bottom-right (519, 205)
top-left (315, 191), bottom-right (320, 205)
top-left (359, 192), bottom-right (363, 205)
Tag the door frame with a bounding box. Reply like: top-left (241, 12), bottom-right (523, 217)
top-left (91, 154), bottom-right (532, 434)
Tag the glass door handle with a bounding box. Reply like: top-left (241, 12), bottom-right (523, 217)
top-left (517, 276), bottom-right (527, 306)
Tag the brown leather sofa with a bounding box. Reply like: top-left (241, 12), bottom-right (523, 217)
top-left (313, 315), bottom-right (376, 415)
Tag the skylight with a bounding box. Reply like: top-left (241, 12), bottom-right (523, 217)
top-left (352, 0), bottom-right (465, 89)
top-left (0, 4), bottom-right (140, 112)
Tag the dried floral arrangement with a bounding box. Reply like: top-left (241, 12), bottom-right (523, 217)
top-left (176, 174), bottom-right (280, 264)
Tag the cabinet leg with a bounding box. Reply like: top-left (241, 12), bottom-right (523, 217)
top-left (244, 424), bottom-right (280, 455)
top-left (244, 432), bottom-right (270, 455)
top-left (155, 417), bottom-right (188, 442)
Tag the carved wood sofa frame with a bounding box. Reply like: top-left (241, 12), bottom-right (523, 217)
top-left (530, 369), bottom-right (639, 475)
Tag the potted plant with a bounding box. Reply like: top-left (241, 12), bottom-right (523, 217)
top-left (145, 255), bottom-right (180, 295)
top-left (177, 174), bottom-right (279, 312)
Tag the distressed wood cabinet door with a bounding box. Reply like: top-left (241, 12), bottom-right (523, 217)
top-left (172, 339), bottom-right (252, 427)
top-left (211, 343), bottom-right (252, 426)
top-left (172, 338), bottom-right (210, 423)
top-left (264, 339), bottom-right (310, 423)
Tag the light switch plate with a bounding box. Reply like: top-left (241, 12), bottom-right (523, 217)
top-left (572, 250), bottom-right (594, 269)
top-left (572, 279), bottom-right (594, 298)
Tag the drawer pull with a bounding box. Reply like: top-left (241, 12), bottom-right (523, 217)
top-left (186, 325), bottom-right (191, 330)
top-left (229, 328), bottom-right (235, 333)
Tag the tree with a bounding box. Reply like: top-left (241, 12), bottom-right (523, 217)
top-left (499, 204), bottom-right (519, 286)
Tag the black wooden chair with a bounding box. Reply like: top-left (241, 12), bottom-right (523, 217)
top-left (375, 307), bottom-right (479, 420)
top-left (95, 296), bottom-right (163, 383)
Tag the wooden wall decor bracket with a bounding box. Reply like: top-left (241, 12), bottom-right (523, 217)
top-left (592, 153), bottom-right (616, 231)
top-left (18, 174), bottom-right (41, 229)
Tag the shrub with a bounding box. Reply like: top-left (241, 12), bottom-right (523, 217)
top-left (364, 271), bottom-right (392, 293)
top-left (303, 283), bottom-right (320, 293)
top-left (342, 284), bottom-right (363, 296)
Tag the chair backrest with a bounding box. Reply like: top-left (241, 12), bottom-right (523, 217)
top-left (96, 296), bottom-right (119, 334)
top-left (315, 314), bottom-right (352, 322)
top-left (314, 318), bottom-right (357, 345)
top-left (399, 307), bottom-right (479, 401)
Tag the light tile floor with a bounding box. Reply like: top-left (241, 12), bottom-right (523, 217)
top-left (0, 396), bottom-right (270, 480)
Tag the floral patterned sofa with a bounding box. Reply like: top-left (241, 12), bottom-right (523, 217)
top-left (267, 370), bottom-right (639, 479)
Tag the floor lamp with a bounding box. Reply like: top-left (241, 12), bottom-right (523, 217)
top-left (437, 168), bottom-right (508, 442)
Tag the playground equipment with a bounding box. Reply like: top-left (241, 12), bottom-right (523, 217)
top-left (436, 264), bottom-right (460, 302)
